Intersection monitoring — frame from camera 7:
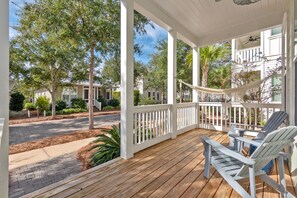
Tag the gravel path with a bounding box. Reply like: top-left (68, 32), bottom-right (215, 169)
top-left (9, 152), bottom-right (82, 198)
top-left (10, 114), bottom-right (120, 145)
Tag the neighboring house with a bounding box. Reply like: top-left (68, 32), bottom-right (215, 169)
top-left (231, 26), bottom-right (283, 103)
top-left (135, 76), bottom-right (164, 103)
top-left (34, 82), bottom-right (113, 107)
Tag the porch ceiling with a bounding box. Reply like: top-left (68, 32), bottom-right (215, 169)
top-left (134, 0), bottom-right (286, 47)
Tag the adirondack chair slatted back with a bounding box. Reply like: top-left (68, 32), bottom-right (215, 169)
top-left (262, 111), bottom-right (287, 134)
top-left (236, 126), bottom-right (297, 178)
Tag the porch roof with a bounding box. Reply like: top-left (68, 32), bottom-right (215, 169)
top-left (135, 0), bottom-right (287, 47)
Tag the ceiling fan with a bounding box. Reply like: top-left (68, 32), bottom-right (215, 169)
top-left (215, 0), bottom-right (261, 5)
top-left (244, 36), bottom-right (260, 44)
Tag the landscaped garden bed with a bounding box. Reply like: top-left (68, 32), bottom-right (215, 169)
top-left (9, 126), bottom-right (111, 154)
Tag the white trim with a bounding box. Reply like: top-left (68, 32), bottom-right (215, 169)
top-left (120, 0), bottom-right (134, 159)
top-left (177, 124), bottom-right (196, 135)
top-left (168, 30), bottom-right (177, 139)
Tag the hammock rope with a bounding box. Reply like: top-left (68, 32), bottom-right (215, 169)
top-left (178, 79), bottom-right (261, 96)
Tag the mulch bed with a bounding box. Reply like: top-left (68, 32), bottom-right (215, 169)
top-left (9, 126), bottom-right (112, 155)
top-left (9, 110), bottom-right (120, 125)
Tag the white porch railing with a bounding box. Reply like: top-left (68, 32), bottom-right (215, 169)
top-left (94, 100), bottom-right (102, 111)
top-left (235, 46), bottom-right (261, 64)
top-left (199, 102), bottom-right (282, 131)
top-left (133, 104), bottom-right (172, 153)
top-left (132, 102), bottom-right (282, 153)
top-left (177, 103), bottom-right (198, 134)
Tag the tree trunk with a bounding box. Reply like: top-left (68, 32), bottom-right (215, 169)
top-left (89, 46), bottom-right (95, 129)
top-left (201, 66), bottom-right (208, 102)
top-left (51, 90), bottom-right (56, 118)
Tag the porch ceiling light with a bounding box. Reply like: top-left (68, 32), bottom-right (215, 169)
top-left (233, 0), bottom-right (260, 5)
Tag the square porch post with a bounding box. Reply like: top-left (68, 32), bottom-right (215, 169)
top-left (192, 47), bottom-right (200, 128)
top-left (168, 30), bottom-right (177, 139)
top-left (0, 0), bottom-right (9, 197)
top-left (120, 0), bottom-right (134, 159)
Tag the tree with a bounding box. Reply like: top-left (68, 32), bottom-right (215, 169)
top-left (60, 0), bottom-right (152, 129)
top-left (186, 43), bottom-right (230, 101)
top-left (13, 1), bottom-right (85, 117)
top-left (208, 65), bottom-right (231, 89)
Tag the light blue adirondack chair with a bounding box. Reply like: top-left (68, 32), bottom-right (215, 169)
top-left (202, 126), bottom-right (297, 198)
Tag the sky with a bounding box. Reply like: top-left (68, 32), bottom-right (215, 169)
top-left (9, 0), bottom-right (167, 64)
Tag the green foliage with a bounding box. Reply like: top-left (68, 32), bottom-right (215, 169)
top-left (35, 96), bottom-right (50, 111)
top-left (89, 125), bottom-right (120, 166)
top-left (134, 90), bottom-right (140, 106)
top-left (71, 98), bottom-right (87, 109)
top-left (208, 65), bottom-right (231, 89)
top-left (97, 96), bottom-right (107, 108)
top-left (112, 91), bottom-right (120, 101)
top-left (107, 99), bottom-right (120, 107)
top-left (55, 100), bottom-right (67, 111)
top-left (139, 97), bottom-right (157, 106)
top-left (112, 90), bottom-right (140, 106)
top-left (103, 106), bottom-right (114, 111)
top-left (24, 102), bottom-right (36, 110)
top-left (59, 108), bottom-right (87, 114)
top-left (9, 92), bottom-right (25, 112)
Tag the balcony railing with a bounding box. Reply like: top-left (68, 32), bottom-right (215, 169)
top-left (132, 102), bottom-right (282, 153)
top-left (235, 46), bottom-right (261, 64)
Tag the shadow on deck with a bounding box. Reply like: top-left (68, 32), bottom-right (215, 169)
top-left (23, 129), bottom-right (297, 198)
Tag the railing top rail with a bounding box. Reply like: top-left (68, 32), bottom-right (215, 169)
top-left (236, 46), bottom-right (261, 52)
top-left (134, 104), bottom-right (172, 113)
top-left (177, 102), bottom-right (197, 108)
top-left (198, 102), bottom-right (282, 109)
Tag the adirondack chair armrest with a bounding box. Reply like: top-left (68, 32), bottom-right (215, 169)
top-left (231, 136), bottom-right (262, 147)
top-left (201, 136), bottom-right (255, 165)
top-left (238, 129), bottom-right (266, 137)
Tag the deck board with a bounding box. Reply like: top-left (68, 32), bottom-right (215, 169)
top-left (23, 129), bottom-right (297, 198)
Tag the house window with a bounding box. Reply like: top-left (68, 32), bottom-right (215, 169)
top-left (271, 27), bottom-right (281, 36)
top-left (157, 93), bottom-right (160, 101)
top-left (272, 74), bottom-right (281, 102)
top-left (106, 92), bottom-right (110, 100)
top-left (152, 92), bottom-right (155, 99)
top-left (148, 92), bottom-right (151, 98)
top-left (62, 87), bottom-right (78, 105)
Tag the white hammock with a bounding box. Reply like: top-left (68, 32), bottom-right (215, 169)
top-left (179, 79), bottom-right (262, 95)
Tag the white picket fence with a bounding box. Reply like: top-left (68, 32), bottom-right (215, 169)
top-left (132, 102), bottom-right (282, 153)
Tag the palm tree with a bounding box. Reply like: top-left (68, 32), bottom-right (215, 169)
top-left (89, 125), bottom-right (120, 166)
top-left (186, 44), bottom-right (230, 101)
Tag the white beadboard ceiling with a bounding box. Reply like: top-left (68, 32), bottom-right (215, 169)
top-left (134, 0), bottom-right (287, 47)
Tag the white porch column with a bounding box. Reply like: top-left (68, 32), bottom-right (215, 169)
top-left (120, 0), bottom-right (134, 159)
top-left (0, 0), bottom-right (9, 197)
top-left (168, 30), bottom-right (177, 139)
top-left (192, 47), bottom-right (200, 128)
top-left (231, 39), bottom-right (236, 62)
top-left (192, 47), bottom-right (200, 102)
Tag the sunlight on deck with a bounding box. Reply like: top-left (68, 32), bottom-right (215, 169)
top-left (23, 129), bottom-right (297, 198)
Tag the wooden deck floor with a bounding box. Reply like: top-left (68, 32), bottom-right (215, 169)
top-left (24, 129), bottom-right (297, 198)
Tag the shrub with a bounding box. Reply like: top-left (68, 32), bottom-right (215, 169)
top-left (102, 106), bottom-right (114, 111)
top-left (97, 96), bottom-right (107, 108)
top-left (71, 98), bottom-right (86, 109)
top-left (112, 90), bottom-right (140, 106)
top-left (55, 100), bottom-right (67, 111)
top-left (89, 125), bottom-right (120, 166)
top-left (24, 102), bottom-right (36, 110)
top-left (134, 90), bottom-right (140, 106)
top-left (107, 99), bottom-right (120, 107)
top-left (35, 96), bottom-right (50, 111)
top-left (59, 108), bottom-right (87, 114)
top-left (139, 97), bottom-right (157, 105)
top-left (9, 92), bottom-right (25, 112)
